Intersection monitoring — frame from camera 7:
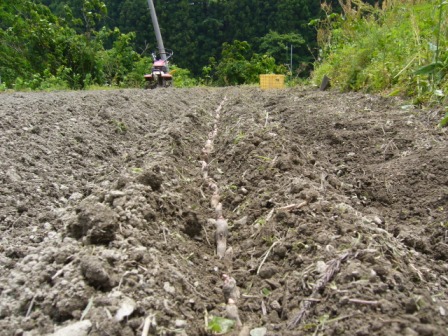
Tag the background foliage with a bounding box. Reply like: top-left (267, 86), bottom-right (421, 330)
top-left (0, 0), bottom-right (147, 90)
top-left (0, 0), bottom-right (323, 90)
top-left (2, 0), bottom-right (447, 107)
top-left (312, 0), bottom-right (448, 105)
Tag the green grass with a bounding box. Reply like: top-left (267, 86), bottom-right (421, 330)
top-left (312, 0), bottom-right (448, 105)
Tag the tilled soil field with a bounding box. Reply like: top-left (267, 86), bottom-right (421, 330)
top-left (0, 87), bottom-right (447, 336)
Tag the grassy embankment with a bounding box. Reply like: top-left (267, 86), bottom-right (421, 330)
top-left (312, 0), bottom-right (447, 111)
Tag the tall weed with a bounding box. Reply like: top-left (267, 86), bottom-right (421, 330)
top-left (312, 0), bottom-right (448, 104)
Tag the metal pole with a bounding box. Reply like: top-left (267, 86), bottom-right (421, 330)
top-left (290, 45), bottom-right (293, 76)
top-left (147, 0), bottom-right (167, 61)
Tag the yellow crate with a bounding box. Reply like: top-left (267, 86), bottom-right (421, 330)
top-left (259, 74), bottom-right (285, 89)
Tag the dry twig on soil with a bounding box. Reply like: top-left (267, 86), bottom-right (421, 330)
top-left (202, 224), bottom-right (212, 247)
top-left (257, 240), bottom-right (280, 275)
top-left (348, 298), bottom-right (379, 305)
top-left (288, 252), bottom-right (351, 329)
top-left (142, 314), bottom-right (157, 336)
top-left (26, 295), bottom-right (36, 318)
top-left (276, 201), bottom-right (308, 212)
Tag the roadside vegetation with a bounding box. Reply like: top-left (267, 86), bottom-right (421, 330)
top-left (0, 0), bottom-right (149, 90)
top-left (312, 0), bottom-right (448, 107)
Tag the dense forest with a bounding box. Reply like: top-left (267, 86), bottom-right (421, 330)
top-left (41, 0), bottom-right (323, 75)
top-left (1, 0), bottom-right (331, 89)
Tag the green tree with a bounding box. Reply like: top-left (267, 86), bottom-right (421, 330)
top-left (97, 29), bottom-right (139, 85)
top-left (81, 0), bottom-right (107, 36)
top-left (0, 0), bottom-right (62, 85)
top-left (35, 0), bottom-right (324, 79)
top-left (213, 40), bottom-right (285, 85)
top-left (118, 0), bottom-right (153, 51)
top-left (259, 31), bottom-right (305, 70)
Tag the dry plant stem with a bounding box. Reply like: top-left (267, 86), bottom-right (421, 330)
top-left (380, 318), bottom-right (412, 324)
top-left (242, 294), bottom-right (259, 298)
top-left (409, 263), bottom-right (424, 282)
top-left (281, 279), bottom-right (289, 320)
top-left (51, 260), bottom-right (75, 280)
top-left (348, 298), bottom-right (379, 305)
top-left (257, 240), bottom-right (280, 275)
top-left (204, 309), bottom-right (209, 330)
top-left (161, 225), bottom-right (167, 244)
top-left (261, 299), bottom-right (267, 316)
top-left (80, 296), bottom-right (94, 321)
top-left (199, 186), bottom-right (206, 199)
top-left (26, 295), bottom-right (36, 318)
top-left (182, 277), bottom-right (209, 300)
top-left (202, 224), bottom-right (212, 247)
top-left (104, 308), bottom-right (113, 319)
top-left (224, 246), bottom-right (234, 263)
top-left (118, 271), bottom-right (134, 290)
top-left (141, 316), bottom-right (151, 336)
top-left (288, 252), bottom-right (351, 329)
top-left (302, 298), bottom-right (322, 302)
top-left (277, 201), bottom-right (308, 211)
top-left (265, 208), bottom-right (275, 223)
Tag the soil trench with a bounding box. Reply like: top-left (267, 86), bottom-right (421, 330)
top-left (0, 87), bottom-right (447, 336)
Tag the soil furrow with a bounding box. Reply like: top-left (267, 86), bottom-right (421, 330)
top-left (0, 87), bottom-right (446, 336)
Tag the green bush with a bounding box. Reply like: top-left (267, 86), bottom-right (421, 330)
top-left (205, 40), bottom-right (286, 86)
top-left (120, 57), bottom-right (152, 88)
top-left (312, 0), bottom-right (448, 103)
top-left (171, 65), bottom-right (198, 88)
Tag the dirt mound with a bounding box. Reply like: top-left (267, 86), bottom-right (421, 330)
top-left (0, 87), bottom-right (447, 336)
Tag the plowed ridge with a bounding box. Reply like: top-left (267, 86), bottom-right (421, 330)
top-left (0, 87), bottom-right (447, 335)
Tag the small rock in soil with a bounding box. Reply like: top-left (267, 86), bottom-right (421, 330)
top-left (433, 242), bottom-right (448, 260)
top-left (49, 320), bottom-right (92, 336)
top-left (69, 201), bottom-right (117, 244)
top-left (415, 324), bottom-right (438, 336)
top-left (405, 298), bottom-right (419, 314)
top-left (137, 169), bottom-right (162, 191)
top-left (164, 281), bottom-right (176, 294)
top-left (80, 256), bottom-right (112, 290)
top-left (258, 264), bottom-right (278, 279)
top-left (175, 319), bottom-right (187, 328)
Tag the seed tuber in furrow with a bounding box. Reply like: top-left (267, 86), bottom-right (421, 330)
top-left (203, 139), bottom-right (213, 154)
top-left (208, 179), bottom-right (218, 192)
top-left (200, 160), bottom-right (208, 172)
top-left (215, 216), bottom-right (228, 258)
top-left (222, 274), bottom-right (240, 303)
top-left (211, 192), bottom-right (220, 208)
top-left (225, 299), bottom-right (242, 327)
top-left (215, 202), bottom-right (223, 218)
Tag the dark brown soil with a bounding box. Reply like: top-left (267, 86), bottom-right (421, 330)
top-left (0, 87), bottom-right (447, 336)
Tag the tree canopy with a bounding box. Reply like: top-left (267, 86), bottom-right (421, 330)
top-left (41, 0), bottom-right (322, 74)
top-left (0, 0), bottom-right (328, 89)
